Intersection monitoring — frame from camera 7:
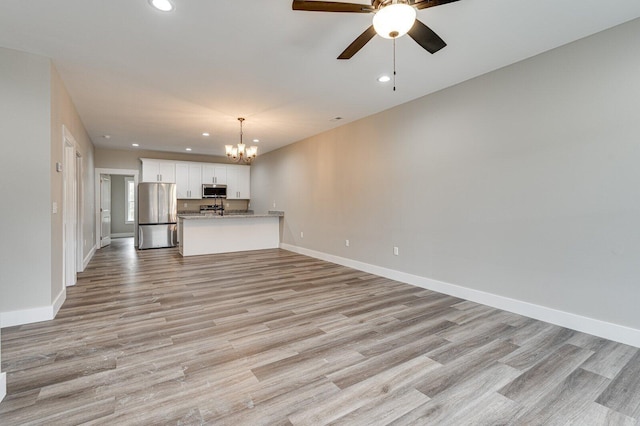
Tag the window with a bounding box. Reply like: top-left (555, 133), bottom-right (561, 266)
top-left (125, 177), bottom-right (135, 224)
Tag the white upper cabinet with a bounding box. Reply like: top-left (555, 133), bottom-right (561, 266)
top-left (141, 159), bottom-right (176, 183)
top-left (226, 165), bottom-right (250, 199)
top-left (201, 164), bottom-right (227, 185)
top-left (175, 162), bottom-right (202, 199)
top-left (141, 159), bottom-right (250, 200)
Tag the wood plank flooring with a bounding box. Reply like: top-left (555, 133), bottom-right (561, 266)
top-left (1, 238), bottom-right (640, 425)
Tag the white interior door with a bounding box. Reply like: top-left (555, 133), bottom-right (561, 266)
top-left (100, 175), bottom-right (111, 247)
top-left (64, 143), bottom-right (77, 286)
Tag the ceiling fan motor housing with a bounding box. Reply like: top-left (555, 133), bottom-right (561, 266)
top-left (373, 0), bottom-right (410, 8)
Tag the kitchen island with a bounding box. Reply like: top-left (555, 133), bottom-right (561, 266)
top-left (178, 212), bottom-right (283, 257)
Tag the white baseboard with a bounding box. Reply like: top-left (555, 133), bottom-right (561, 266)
top-left (82, 244), bottom-right (96, 271)
top-left (1, 305), bottom-right (53, 328)
top-left (1, 288), bottom-right (66, 329)
top-left (111, 233), bottom-right (134, 238)
top-left (280, 243), bottom-right (640, 348)
top-left (0, 372), bottom-right (6, 403)
top-left (53, 287), bottom-right (66, 318)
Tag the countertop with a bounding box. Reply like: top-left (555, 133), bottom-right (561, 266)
top-left (179, 211), bottom-right (284, 220)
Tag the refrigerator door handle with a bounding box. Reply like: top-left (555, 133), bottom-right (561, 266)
top-left (138, 226), bottom-right (145, 248)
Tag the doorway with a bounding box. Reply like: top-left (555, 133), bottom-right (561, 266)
top-left (95, 168), bottom-right (140, 249)
top-left (99, 174), bottom-right (136, 245)
top-left (100, 174), bottom-right (111, 248)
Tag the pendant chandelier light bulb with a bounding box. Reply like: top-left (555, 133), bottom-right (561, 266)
top-left (372, 2), bottom-right (416, 39)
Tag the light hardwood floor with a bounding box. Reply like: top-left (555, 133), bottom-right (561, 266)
top-left (1, 238), bottom-right (639, 425)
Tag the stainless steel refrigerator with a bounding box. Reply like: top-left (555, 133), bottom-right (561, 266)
top-left (138, 182), bottom-right (178, 249)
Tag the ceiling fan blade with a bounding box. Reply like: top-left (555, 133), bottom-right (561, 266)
top-left (292, 1), bottom-right (375, 13)
top-left (411, 0), bottom-right (460, 10)
top-left (338, 25), bottom-right (377, 59)
top-left (407, 19), bottom-right (447, 54)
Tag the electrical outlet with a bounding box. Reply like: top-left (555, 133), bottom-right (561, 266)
top-left (300, 231), bottom-right (304, 239)
top-left (183, 203), bottom-right (188, 208)
top-left (273, 201), bottom-right (276, 208)
top-left (393, 246), bottom-right (399, 256)
top-left (345, 239), bottom-right (349, 247)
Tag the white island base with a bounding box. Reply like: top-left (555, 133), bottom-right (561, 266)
top-left (178, 214), bottom-right (281, 257)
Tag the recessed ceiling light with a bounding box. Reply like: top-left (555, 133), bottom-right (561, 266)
top-left (149, 0), bottom-right (174, 12)
top-left (102, 134), bottom-right (111, 139)
top-left (132, 143), bottom-right (139, 147)
top-left (186, 148), bottom-right (192, 151)
top-left (202, 132), bottom-right (210, 137)
top-left (377, 75), bottom-right (391, 83)
top-left (252, 139), bottom-right (259, 143)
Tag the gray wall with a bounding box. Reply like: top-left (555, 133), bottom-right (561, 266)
top-left (110, 175), bottom-right (134, 235)
top-left (95, 147), bottom-right (229, 170)
top-left (1, 48), bottom-right (95, 398)
top-left (251, 18), bottom-right (640, 331)
top-left (0, 48), bottom-right (95, 400)
top-left (1, 48), bottom-right (53, 312)
top-left (0, 47), bottom-right (51, 390)
top-left (0, 47), bottom-right (95, 318)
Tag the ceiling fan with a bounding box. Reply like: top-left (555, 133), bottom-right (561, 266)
top-left (292, 0), bottom-right (459, 59)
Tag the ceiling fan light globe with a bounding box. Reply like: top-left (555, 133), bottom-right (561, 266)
top-left (149, 0), bottom-right (174, 12)
top-left (373, 4), bottom-right (417, 39)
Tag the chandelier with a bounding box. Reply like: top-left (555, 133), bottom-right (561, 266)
top-left (225, 117), bottom-right (257, 164)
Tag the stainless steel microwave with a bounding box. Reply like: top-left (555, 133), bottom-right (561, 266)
top-left (202, 184), bottom-right (227, 199)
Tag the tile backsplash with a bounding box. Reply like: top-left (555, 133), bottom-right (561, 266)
top-left (177, 198), bottom-right (249, 213)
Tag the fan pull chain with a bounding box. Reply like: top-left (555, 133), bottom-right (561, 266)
top-left (393, 37), bottom-right (397, 92)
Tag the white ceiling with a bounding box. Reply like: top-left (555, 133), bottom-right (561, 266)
top-left (1, 1), bottom-right (640, 156)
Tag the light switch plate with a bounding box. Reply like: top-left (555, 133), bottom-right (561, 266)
top-left (52, 202), bottom-right (58, 214)
top-left (56, 162), bottom-right (62, 172)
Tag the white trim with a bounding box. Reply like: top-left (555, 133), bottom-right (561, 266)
top-left (63, 125), bottom-right (78, 287)
top-left (83, 244), bottom-right (96, 270)
top-left (0, 288), bottom-right (66, 328)
top-left (0, 372), bottom-right (6, 403)
top-left (280, 243), bottom-right (640, 348)
top-left (1, 305), bottom-right (54, 328)
top-left (111, 233), bottom-right (134, 238)
top-left (124, 176), bottom-right (135, 224)
top-left (76, 152), bottom-right (84, 273)
top-left (52, 287), bottom-right (66, 318)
